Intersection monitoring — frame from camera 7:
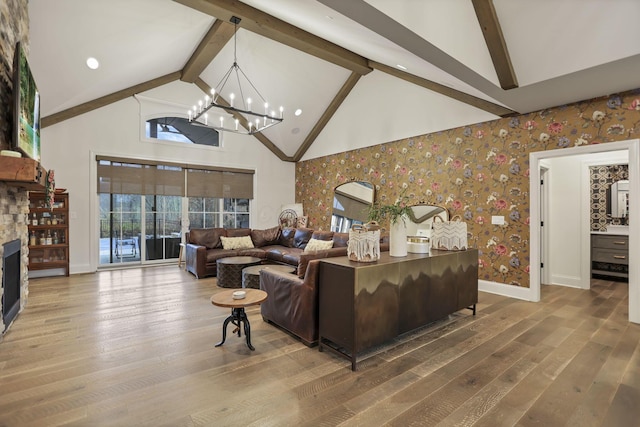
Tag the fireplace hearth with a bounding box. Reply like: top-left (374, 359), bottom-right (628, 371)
top-left (2, 239), bottom-right (21, 331)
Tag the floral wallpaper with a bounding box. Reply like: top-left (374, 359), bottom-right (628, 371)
top-left (295, 89), bottom-right (640, 289)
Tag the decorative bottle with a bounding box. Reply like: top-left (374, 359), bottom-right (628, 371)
top-left (45, 230), bottom-right (52, 245)
top-left (53, 231), bottom-right (59, 245)
top-left (31, 212), bottom-right (38, 226)
top-left (29, 231), bottom-right (37, 246)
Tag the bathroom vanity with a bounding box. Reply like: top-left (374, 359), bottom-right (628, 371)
top-left (591, 227), bottom-right (629, 279)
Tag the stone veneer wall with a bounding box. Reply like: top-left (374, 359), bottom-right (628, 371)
top-left (0, 0), bottom-right (30, 335)
top-left (296, 89), bottom-right (640, 289)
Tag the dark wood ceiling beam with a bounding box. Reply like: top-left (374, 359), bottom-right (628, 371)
top-left (41, 72), bottom-right (182, 128)
top-left (181, 19), bottom-right (236, 83)
top-left (293, 72), bottom-right (361, 162)
top-left (195, 78), bottom-right (293, 161)
top-left (369, 61), bottom-right (515, 117)
top-left (472, 0), bottom-right (518, 90)
top-left (173, 0), bottom-right (372, 75)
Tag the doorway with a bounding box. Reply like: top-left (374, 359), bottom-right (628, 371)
top-left (530, 139), bottom-right (640, 324)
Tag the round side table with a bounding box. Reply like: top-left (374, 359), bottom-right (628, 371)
top-left (210, 289), bottom-right (268, 351)
top-left (216, 256), bottom-right (262, 288)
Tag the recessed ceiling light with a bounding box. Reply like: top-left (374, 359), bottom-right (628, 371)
top-left (294, 109), bottom-right (302, 116)
top-left (86, 57), bottom-right (100, 70)
top-left (396, 64), bottom-right (407, 71)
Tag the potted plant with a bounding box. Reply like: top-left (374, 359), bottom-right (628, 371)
top-left (367, 190), bottom-right (412, 256)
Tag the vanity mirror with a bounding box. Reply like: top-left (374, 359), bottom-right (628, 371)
top-left (331, 181), bottom-right (375, 233)
top-left (609, 179), bottom-right (629, 219)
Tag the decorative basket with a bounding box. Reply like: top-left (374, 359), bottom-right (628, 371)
top-left (347, 221), bottom-right (381, 262)
top-left (431, 215), bottom-right (468, 251)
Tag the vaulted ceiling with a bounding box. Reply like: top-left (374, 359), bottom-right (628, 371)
top-left (29, 0), bottom-right (640, 162)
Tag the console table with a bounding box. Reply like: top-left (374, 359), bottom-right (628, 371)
top-left (318, 249), bottom-right (478, 370)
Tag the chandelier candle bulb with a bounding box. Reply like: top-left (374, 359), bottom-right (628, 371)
top-left (280, 106), bottom-right (284, 118)
top-left (220, 116), bottom-right (224, 127)
top-left (247, 98), bottom-right (252, 110)
top-left (198, 100), bottom-right (203, 113)
top-left (204, 113), bottom-right (208, 126)
top-left (235, 119), bottom-right (239, 131)
top-left (230, 93), bottom-right (235, 107)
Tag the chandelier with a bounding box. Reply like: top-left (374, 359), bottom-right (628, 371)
top-left (188, 16), bottom-right (283, 135)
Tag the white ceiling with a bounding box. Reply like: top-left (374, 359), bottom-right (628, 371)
top-left (28, 0), bottom-right (640, 159)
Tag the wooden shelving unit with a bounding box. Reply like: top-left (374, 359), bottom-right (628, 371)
top-left (28, 191), bottom-right (69, 277)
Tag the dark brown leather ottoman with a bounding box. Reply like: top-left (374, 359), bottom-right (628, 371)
top-left (242, 264), bottom-right (296, 289)
top-left (216, 256), bottom-right (262, 288)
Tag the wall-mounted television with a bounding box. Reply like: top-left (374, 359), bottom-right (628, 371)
top-left (12, 41), bottom-right (40, 162)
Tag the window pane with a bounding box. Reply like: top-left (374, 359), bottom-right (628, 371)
top-left (189, 198), bottom-right (203, 211)
top-left (237, 214), bottom-right (249, 228)
top-left (236, 199), bottom-right (249, 213)
top-left (145, 117), bottom-right (220, 147)
top-left (189, 213), bottom-right (204, 229)
top-left (223, 213), bottom-right (235, 229)
top-left (206, 198), bottom-right (221, 211)
top-left (205, 213), bottom-right (219, 228)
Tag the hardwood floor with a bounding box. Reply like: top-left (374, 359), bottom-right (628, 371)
top-left (0, 266), bottom-right (638, 426)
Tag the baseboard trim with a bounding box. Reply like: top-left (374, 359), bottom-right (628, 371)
top-left (479, 279), bottom-right (536, 301)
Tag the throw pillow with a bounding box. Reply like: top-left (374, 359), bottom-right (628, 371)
top-left (304, 237), bottom-right (334, 252)
top-left (220, 235), bottom-right (255, 250)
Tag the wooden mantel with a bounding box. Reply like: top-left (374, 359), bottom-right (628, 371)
top-left (0, 156), bottom-right (47, 191)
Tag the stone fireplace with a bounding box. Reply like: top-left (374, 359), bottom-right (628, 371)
top-left (0, 0), bottom-right (31, 337)
top-left (0, 183), bottom-right (30, 335)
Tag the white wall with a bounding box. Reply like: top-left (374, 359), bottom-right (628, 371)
top-left (40, 81), bottom-right (295, 274)
top-left (303, 70), bottom-right (499, 161)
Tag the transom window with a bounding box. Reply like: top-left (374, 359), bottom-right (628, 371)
top-left (146, 116), bottom-right (220, 147)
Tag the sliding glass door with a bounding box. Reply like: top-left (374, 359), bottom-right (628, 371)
top-left (144, 195), bottom-right (182, 261)
top-left (99, 194), bottom-right (182, 266)
top-left (99, 194), bottom-right (142, 265)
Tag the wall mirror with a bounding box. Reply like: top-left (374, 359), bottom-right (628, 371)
top-left (609, 179), bottom-right (629, 218)
top-left (331, 181), bottom-right (374, 232)
top-left (405, 204), bottom-right (449, 237)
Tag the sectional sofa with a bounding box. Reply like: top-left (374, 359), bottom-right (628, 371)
top-left (184, 226), bottom-right (353, 279)
top-left (185, 225), bottom-right (389, 346)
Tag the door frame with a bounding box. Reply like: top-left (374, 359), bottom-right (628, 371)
top-left (530, 139), bottom-right (640, 324)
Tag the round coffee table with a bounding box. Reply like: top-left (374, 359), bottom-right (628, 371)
top-left (242, 264), bottom-right (296, 289)
top-left (216, 256), bottom-right (262, 288)
top-left (210, 289), bottom-right (268, 351)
